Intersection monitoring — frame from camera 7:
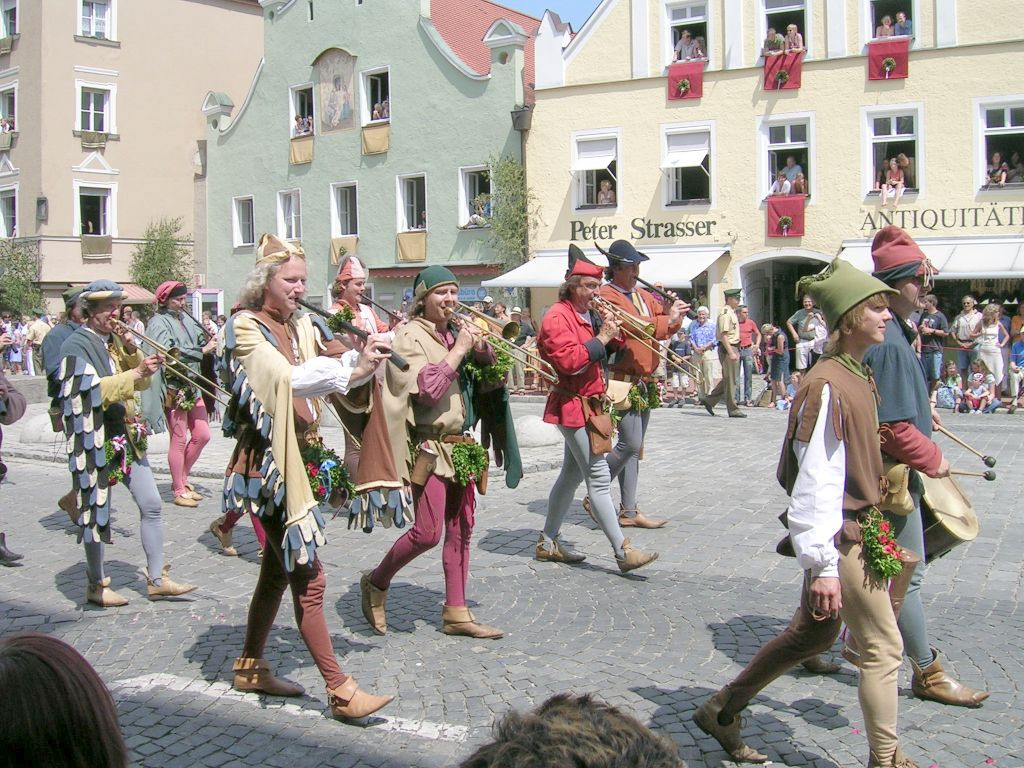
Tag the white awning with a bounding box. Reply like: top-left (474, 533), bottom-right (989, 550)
top-left (482, 245), bottom-right (729, 289)
top-left (839, 236), bottom-right (1024, 279)
top-left (663, 132), bottom-right (710, 169)
top-left (571, 137), bottom-right (617, 172)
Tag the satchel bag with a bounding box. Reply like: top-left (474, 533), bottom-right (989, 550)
top-left (605, 380), bottom-right (632, 411)
top-left (584, 407), bottom-right (613, 455)
top-left (879, 461), bottom-right (914, 516)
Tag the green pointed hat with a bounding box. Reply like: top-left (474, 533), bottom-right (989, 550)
top-left (796, 258), bottom-right (897, 329)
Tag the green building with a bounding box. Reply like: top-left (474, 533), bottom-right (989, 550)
top-left (200, 0), bottom-right (540, 311)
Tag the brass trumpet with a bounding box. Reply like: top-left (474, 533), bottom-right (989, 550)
top-left (446, 309), bottom-right (558, 384)
top-left (456, 302), bottom-right (520, 341)
top-left (588, 297), bottom-right (705, 387)
top-left (111, 318), bottom-right (233, 409)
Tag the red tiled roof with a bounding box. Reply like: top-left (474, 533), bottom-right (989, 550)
top-left (431, 0), bottom-right (542, 104)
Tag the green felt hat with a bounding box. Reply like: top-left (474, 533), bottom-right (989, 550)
top-left (413, 266), bottom-right (458, 299)
top-left (796, 258), bottom-right (897, 329)
top-left (723, 288), bottom-right (742, 299)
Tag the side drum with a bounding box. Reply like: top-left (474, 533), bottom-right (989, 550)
top-left (919, 474), bottom-right (980, 563)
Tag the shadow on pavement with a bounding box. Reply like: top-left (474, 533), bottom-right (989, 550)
top-left (335, 580), bottom-right (446, 636)
top-left (632, 683), bottom-right (841, 768)
top-left (55, 559), bottom-right (151, 607)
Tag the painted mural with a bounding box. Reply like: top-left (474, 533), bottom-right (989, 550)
top-left (314, 48), bottom-right (356, 133)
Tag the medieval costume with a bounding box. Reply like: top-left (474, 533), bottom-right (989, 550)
top-left (58, 279), bottom-right (196, 606)
top-left (0, 367), bottom-right (27, 565)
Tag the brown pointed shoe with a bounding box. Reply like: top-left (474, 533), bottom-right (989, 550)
top-left (59, 490), bottom-right (79, 525)
top-left (360, 572), bottom-right (388, 635)
top-left (582, 495), bottom-right (597, 523)
top-left (441, 605), bottom-right (504, 639)
top-left (910, 648), bottom-right (989, 707)
top-left (693, 690), bottom-right (769, 763)
top-left (618, 506), bottom-right (668, 529)
top-left (209, 516), bottom-right (238, 556)
top-left (173, 494), bottom-right (199, 508)
top-left (146, 565), bottom-right (198, 599)
top-left (802, 655), bottom-right (842, 674)
top-left (328, 677), bottom-right (394, 719)
top-left (615, 538), bottom-right (659, 573)
top-left (86, 577), bottom-right (129, 607)
top-left (867, 746), bottom-right (920, 768)
top-left (232, 657), bottom-right (305, 697)
top-left (535, 534), bottom-right (586, 564)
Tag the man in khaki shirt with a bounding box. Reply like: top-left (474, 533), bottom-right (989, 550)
top-left (700, 288), bottom-right (746, 417)
top-left (25, 309), bottom-right (51, 376)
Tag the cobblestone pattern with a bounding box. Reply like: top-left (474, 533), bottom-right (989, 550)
top-left (0, 405), bottom-right (1020, 767)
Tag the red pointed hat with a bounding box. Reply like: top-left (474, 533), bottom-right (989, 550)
top-left (870, 225), bottom-right (937, 281)
top-left (566, 244), bottom-right (603, 279)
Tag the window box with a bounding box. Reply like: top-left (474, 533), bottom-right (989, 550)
top-left (667, 61), bottom-right (704, 100)
top-left (0, 131), bottom-right (13, 151)
top-left (396, 230), bottom-right (426, 263)
top-left (81, 234), bottom-right (112, 257)
top-left (362, 122), bottom-right (389, 155)
top-left (766, 194), bottom-right (805, 237)
top-left (289, 134), bottom-right (313, 165)
top-left (763, 51), bottom-right (803, 90)
top-left (867, 37), bottom-right (909, 80)
top-left (81, 130), bottom-right (108, 149)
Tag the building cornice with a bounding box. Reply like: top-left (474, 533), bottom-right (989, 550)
top-left (418, 16), bottom-right (490, 82)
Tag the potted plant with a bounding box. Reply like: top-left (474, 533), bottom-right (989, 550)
top-left (778, 215), bottom-right (793, 236)
top-left (882, 57), bottom-right (897, 79)
top-left (676, 77), bottom-right (691, 97)
top-left (775, 69), bottom-right (789, 89)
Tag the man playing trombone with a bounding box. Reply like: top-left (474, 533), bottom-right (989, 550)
top-left (141, 281), bottom-right (217, 508)
top-left (595, 240), bottom-right (688, 529)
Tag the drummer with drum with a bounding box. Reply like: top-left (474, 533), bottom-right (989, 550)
top-left (864, 226), bottom-right (989, 707)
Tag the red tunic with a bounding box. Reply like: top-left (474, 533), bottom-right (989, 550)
top-left (539, 300), bottom-right (617, 428)
top-left (598, 284), bottom-right (680, 378)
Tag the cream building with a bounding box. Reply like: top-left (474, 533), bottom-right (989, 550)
top-left (1, 0), bottom-right (262, 314)
top-left (488, 0), bottom-right (1024, 327)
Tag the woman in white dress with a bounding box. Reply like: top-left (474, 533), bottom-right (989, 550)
top-left (976, 303), bottom-right (1008, 392)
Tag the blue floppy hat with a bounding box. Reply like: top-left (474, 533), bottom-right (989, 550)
top-left (594, 239), bottom-right (649, 265)
top-left (79, 279), bottom-right (125, 301)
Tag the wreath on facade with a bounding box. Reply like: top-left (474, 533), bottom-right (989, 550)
top-left (778, 215), bottom-right (794, 236)
top-left (775, 69), bottom-right (790, 88)
top-left (676, 77), bottom-right (691, 96)
top-left (881, 57), bottom-right (897, 78)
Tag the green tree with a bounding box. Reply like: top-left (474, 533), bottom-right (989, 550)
top-left (0, 239), bottom-right (44, 315)
top-left (487, 154), bottom-right (538, 269)
top-left (130, 217), bottom-right (194, 292)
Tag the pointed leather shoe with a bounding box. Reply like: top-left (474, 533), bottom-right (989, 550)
top-left (867, 746), bottom-right (920, 768)
top-left (146, 565), bottom-right (198, 599)
top-left (693, 690), bottom-right (769, 763)
top-left (618, 505), bottom-right (668, 529)
top-left (233, 657), bottom-right (304, 697)
top-left (535, 534), bottom-right (586, 563)
top-left (360, 572), bottom-right (388, 635)
top-left (58, 490), bottom-right (79, 525)
top-left (0, 532), bottom-right (24, 563)
top-left (87, 577), bottom-right (129, 607)
top-left (441, 605), bottom-right (503, 639)
top-left (209, 516), bottom-right (238, 556)
top-left (911, 648), bottom-right (988, 707)
top-left (615, 538), bottom-right (658, 573)
top-left (802, 655), bottom-right (842, 674)
top-left (173, 495), bottom-right (199, 508)
top-left (328, 677), bottom-right (394, 719)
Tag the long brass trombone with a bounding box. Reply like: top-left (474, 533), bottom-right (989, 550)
top-left (445, 309), bottom-right (558, 384)
top-left (588, 297), bottom-right (705, 387)
top-left (111, 318), bottom-right (232, 409)
top-left (456, 302), bottom-right (520, 341)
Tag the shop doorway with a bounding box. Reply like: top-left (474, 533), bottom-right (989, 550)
top-left (740, 254), bottom-right (828, 331)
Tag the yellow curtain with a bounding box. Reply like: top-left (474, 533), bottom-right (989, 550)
top-left (361, 123), bottom-right (390, 155)
top-left (396, 231), bottom-right (427, 263)
top-left (330, 235), bottom-right (358, 266)
top-left (289, 135), bottom-right (314, 165)
top-left (81, 235), bottom-right (113, 257)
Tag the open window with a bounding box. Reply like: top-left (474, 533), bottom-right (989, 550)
top-left (79, 0), bottom-right (114, 39)
top-left (869, 111), bottom-right (918, 192)
top-left (459, 166), bottom-right (491, 227)
top-left (767, 121), bottom-right (810, 196)
top-left (762, 0), bottom-right (805, 54)
top-left (1, 0), bottom-right (17, 37)
top-left (0, 83), bottom-right (14, 131)
top-left (869, 0), bottom-right (914, 39)
top-left (278, 189), bottom-right (302, 241)
top-left (361, 67), bottom-right (390, 125)
top-left (0, 185), bottom-right (15, 237)
top-left (232, 196), bottom-right (254, 248)
top-left (981, 103), bottom-right (1024, 188)
top-left (398, 175), bottom-right (426, 231)
top-left (662, 129), bottom-right (711, 206)
top-left (79, 186), bottom-right (110, 235)
top-left (331, 182), bottom-right (358, 236)
top-left (572, 133), bottom-right (618, 211)
top-left (290, 84), bottom-right (314, 136)
top-left (665, 1), bottom-right (708, 65)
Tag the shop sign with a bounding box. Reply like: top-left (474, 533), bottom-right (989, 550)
top-left (861, 205), bottom-right (1024, 233)
top-left (570, 216), bottom-right (718, 241)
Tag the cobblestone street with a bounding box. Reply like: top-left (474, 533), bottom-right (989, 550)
top-left (1, 403), bottom-right (1021, 767)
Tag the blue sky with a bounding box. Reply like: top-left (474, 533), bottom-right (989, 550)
top-left (501, 0), bottom-right (597, 30)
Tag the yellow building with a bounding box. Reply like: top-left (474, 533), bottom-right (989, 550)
top-left (486, 0), bottom-right (1024, 326)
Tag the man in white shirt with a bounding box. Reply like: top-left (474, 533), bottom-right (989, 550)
top-left (769, 170), bottom-right (791, 196)
top-left (673, 29), bottom-right (699, 60)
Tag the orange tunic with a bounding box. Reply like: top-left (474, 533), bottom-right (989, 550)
top-left (598, 284), bottom-right (681, 378)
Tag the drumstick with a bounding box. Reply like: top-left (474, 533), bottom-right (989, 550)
top-left (934, 424), bottom-right (997, 467)
top-left (949, 469), bottom-right (996, 482)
